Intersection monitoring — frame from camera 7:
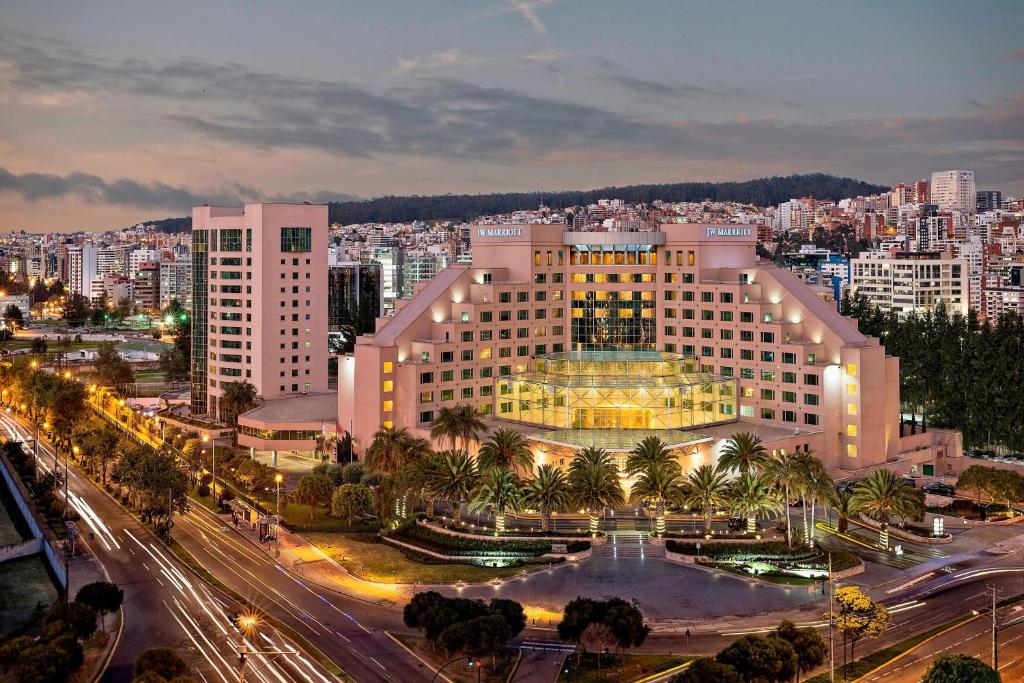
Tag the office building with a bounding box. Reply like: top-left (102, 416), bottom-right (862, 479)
top-left (340, 224), bottom-right (961, 478)
top-left (977, 190), bottom-right (1003, 213)
top-left (190, 203), bottom-right (330, 423)
top-left (850, 251), bottom-right (968, 318)
top-left (930, 170), bottom-right (976, 213)
top-left (327, 254), bottom-right (382, 336)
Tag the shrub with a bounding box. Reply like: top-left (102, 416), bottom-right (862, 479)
top-left (390, 522), bottom-right (553, 557)
top-left (134, 648), bottom-right (189, 680)
top-left (666, 540), bottom-right (817, 562)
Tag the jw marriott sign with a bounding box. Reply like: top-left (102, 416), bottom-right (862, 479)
top-left (478, 227), bottom-right (523, 237)
top-left (706, 227), bottom-right (753, 237)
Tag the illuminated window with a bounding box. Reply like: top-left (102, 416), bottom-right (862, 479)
top-left (480, 347), bottom-right (492, 360)
top-left (846, 444), bottom-right (857, 458)
top-left (847, 424), bottom-right (858, 437)
top-left (382, 400), bottom-right (393, 412)
top-left (383, 420), bottom-right (393, 428)
top-left (383, 380), bottom-right (394, 392)
top-left (419, 391), bottom-right (433, 403)
top-left (847, 403), bottom-right (858, 416)
top-left (847, 383), bottom-right (858, 394)
top-left (383, 361), bottom-right (393, 373)
top-left (846, 363), bottom-right (858, 376)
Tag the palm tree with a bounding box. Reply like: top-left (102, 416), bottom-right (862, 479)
top-left (429, 407), bottom-right (462, 451)
top-left (220, 380), bottom-right (258, 427)
top-left (729, 474), bottom-right (783, 533)
top-left (625, 436), bottom-right (676, 475)
top-left (764, 450), bottom-right (808, 547)
top-left (851, 469), bottom-right (926, 544)
top-left (454, 404), bottom-right (486, 452)
top-left (630, 464), bottom-right (682, 536)
top-left (568, 447), bottom-right (625, 535)
top-left (365, 425), bottom-right (427, 475)
top-left (470, 468), bottom-right (524, 532)
top-left (716, 432), bottom-right (769, 476)
top-left (477, 429), bottom-right (534, 474)
top-left (683, 464), bottom-right (731, 535)
top-left (801, 457), bottom-right (834, 547)
top-left (425, 450), bottom-right (479, 523)
top-left (832, 489), bottom-right (855, 533)
top-left (524, 464), bottom-right (571, 532)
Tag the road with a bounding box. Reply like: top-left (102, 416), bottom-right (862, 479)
top-left (0, 409), bottom-right (344, 683)
top-left (862, 601), bottom-right (1024, 681)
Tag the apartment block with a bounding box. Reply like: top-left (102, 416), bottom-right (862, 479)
top-left (850, 251), bottom-right (969, 318)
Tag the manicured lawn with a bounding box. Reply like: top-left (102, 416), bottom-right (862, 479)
top-left (392, 633), bottom-right (516, 683)
top-left (305, 532), bottom-right (546, 584)
top-left (0, 554), bottom-right (59, 639)
top-left (558, 653), bottom-right (691, 682)
top-left (711, 563), bottom-right (820, 586)
top-left (279, 502), bottom-right (379, 533)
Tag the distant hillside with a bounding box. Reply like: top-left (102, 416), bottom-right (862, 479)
top-left (133, 173), bottom-right (888, 231)
top-left (326, 173), bottom-right (887, 224)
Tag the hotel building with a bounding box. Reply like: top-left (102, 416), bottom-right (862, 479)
top-left (190, 204), bottom-right (330, 430)
top-left (340, 224), bottom-right (962, 479)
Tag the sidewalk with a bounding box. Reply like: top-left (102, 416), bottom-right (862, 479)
top-left (218, 510), bottom-right (410, 607)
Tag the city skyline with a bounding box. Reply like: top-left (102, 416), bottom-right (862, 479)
top-left (0, 0), bottom-right (1022, 231)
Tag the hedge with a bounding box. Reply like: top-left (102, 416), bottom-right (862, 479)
top-left (666, 540), bottom-right (818, 561)
top-left (389, 523), bottom-right (553, 557)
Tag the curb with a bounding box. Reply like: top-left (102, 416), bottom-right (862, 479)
top-left (504, 648), bottom-right (523, 683)
top-left (634, 660), bottom-right (692, 683)
top-left (385, 631), bottom-right (453, 683)
top-left (851, 613), bottom-right (981, 682)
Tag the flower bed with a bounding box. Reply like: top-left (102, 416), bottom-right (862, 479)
top-left (388, 522), bottom-right (557, 558)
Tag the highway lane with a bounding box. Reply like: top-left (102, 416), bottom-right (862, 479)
top-left (170, 502), bottom-right (434, 682)
top-left (0, 410), bottom-right (335, 683)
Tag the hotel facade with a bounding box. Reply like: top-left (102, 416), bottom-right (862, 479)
top-left (339, 223), bottom-right (961, 479)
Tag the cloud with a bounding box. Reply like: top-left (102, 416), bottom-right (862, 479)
top-left (0, 167), bottom-right (358, 211)
top-left (505, 0), bottom-right (555, 35)
top-left (3, 37), bottom-right (1023, 192)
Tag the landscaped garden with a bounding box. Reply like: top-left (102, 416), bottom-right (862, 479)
top-left (666, 539), bottom-right (859, 583)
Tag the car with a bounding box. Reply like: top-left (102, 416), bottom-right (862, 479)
top-left (922, 482), bottom-right (956, 496)
top-left (837, 480), bottom-right (859, 494)
top-left (901, 476), bottom-right (917, 488)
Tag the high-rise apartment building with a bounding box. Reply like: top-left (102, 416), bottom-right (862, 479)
top-left (66, 244), bottom-right (98, 297)
top-left (327, 254), bottom-right (382, 337)
top-left (97, 247), bottom-right (118, 276)
top-left (159, 257), bottom-right (192, 309)
top-left (133, 262), bottom-right (160, 312)
top-left (190, 204), bottom-right (329, 421)
top-left (850, 251), bottom-right (968, 318)
top-left (129, 249), bottom-right (161, 279)
top-left (340, 224), bottom-right (960, 477)
top-left (930, 170), bottom-right (976, 213)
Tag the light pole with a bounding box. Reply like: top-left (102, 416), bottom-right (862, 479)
top-left (274, 473), bottom-right (283, 552)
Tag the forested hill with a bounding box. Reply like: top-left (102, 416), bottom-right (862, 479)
top-left (138, 173), bottom-right (888, 231)
top-left (326, 173), bottom-right (887, 225)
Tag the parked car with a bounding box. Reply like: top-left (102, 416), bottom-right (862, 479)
top-left (922, 482), bottom-right (956, 496)
top-left (901, 476), bottom-right (917, 488)
top-left (837, 480), bottom-right (859, 494)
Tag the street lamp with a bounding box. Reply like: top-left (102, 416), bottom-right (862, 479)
top-left (274, 473), bottom-right (284, 547)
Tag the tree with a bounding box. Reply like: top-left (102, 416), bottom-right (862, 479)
top-left (476, 428), bottom-right (534, 474)
top-left (851, 469), bottom-right (925, 537)
top-left (683, 464), bottom-right (731, 534)
top-left (729, 473), bottom-right (783, 533)
top-left (774, 620), bottom-right (826, 682)
top-left (717, 432), bottom-right (768, 476)
top-left (31, 336), bottom-right (48, 355)
top-left (403, 592), bottom-right (524, 668)
top-left (524, 464), bottom-right (571, 532)
top-left (3, 303), bottom-right (23, 327)
top-left (833, 489), bottom-right (855, 533)
top-left (470, 467), bottom-right (523, 532)
top-left (47, 601), bottom-right (98, 639)
top-left (425, 450), bottom-right (478, 522)
top-left (75, 581), bottom-right (123, 629)
top-left (626, 436), bottom-right (674, 475)
top-left (764, 450), bottom-right (809, 547)
top-left (134, 648), bottom-right (189, 680)
top-left (921, 654), bottom-right (999, 683)
top-left (824, 586), bottom-right (889, 669)
top-left (331, 483), bottom-right (374, 525)
top-left (366, 425), bottom-right (427, 475)
top-left (293, 473), bottom-right (334, 519)
top-left (430, 404), bottom-right (485, 452)
top-left (716, 635), bottom-right (798, 683)
top-left (158, 347), bottom-right (189, 383)
top-left (568, 447), bottom-right (625, 535)
top-left (0, 632), bottom-right (83, 683)
top-left (94, 342), bottom-right (135, 387)
top-left (219, 380), bottom-right (258, 426)
top-left (62, 293), bottom-right (91, 326)
top-left (557, 597), bottom-right (649, 660)
top-left (669, 658), bottom-right (741, 683)
top-left (580, 622), bottom-right (616, 669)
top-left (630, 463), bottom-right (682, 536)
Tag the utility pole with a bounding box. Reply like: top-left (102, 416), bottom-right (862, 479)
top-left (828, 552), bottom-right (835, 683)
top-left (991, 586), bottom-right (998, 671)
